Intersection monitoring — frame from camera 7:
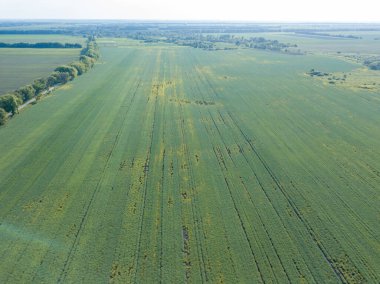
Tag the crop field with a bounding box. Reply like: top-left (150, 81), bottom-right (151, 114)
top-left (0, 35), bottom-right (85, 95)
top-left (0, 40), bottom-right (379, 283)
top-left (0, 47), bottom-right (80, 95)
top-left (234, 32), bottom-right (380, 54)
top-left (0, 35), bottom-right (86, 44)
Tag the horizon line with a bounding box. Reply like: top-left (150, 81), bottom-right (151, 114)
top-left (1, 19), bottom-right (380, 24)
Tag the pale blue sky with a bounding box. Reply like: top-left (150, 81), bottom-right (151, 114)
top-left (1, 0), bottom-right (379, 22)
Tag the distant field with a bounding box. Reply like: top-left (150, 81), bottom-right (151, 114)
top-left (0, 40), bottom-right (379, 283)
top-left (232, 32), bottom-right (380, 54)
top-left (0, 34), bottom-right (86, 44)
top-left (0, 47), bottom-right (80, 95)
top-left (0, 35), bottom-right (84, 95)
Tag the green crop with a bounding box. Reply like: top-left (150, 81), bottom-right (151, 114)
top-left (0, 40), bottom-right (379, 283)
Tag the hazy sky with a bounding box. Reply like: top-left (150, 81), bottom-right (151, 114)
top-left (1, 0), bottom-right (380, 22)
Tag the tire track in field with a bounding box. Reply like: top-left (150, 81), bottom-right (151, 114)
top-left (281, 161), bottom-right (377, 282)
top-left (56, 78), bottom-right (142, 284)
top-left (185, 59), bottom-right (268, 281)
top-left (224, 109), bottom-right (347, 283)
top-left (220, 103), bottom-right (366, 282)
top-left (0, 49), bottom-right (139, 215)
top-left (208, 118), bottom-right (291, 283)
top-left (213, 108), bottom-right (317, 282)
top-left (133, 86), bottom-right (160, 283)
top-left (188, 48), bottom-right (347, 282)
top-left (173, 65), bottom-right (211, 282)
top-left (159, 147), bottom-right (166, 283)
top-left (209, 103), bottom-right (317, 282)
top-left (187, 50), bottom-right (343, 282)
top-left (176, 97), bottom-right (209, 282)
top-left (180, 65), bottom-right (256, 282)
top-left (3, 94), bottom-right (116, 283)
top-left (34, 51), bottom-right (148, 283)
top-left (158, 59), bottom-right (169, 283)
top-left (107, 89), bottom-right (154, 283)
top-left (0, 55), bottom-right (140, 278)
top-left (132, 50), bottom-right (163, 282)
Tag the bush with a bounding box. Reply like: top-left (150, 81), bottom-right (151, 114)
top-left (55, 66), bottom-right (78, 80)
top-left (80, 55), bottom-right (96, 68)
top-left (32, 78), bottom-right (48, 94)
top-left (0, 95), bottom-right (19, 115)
top-left (47, 72), bottom-right (70, 86)
top-left (69, 61), bottom-right (88, 75)
top-left (15, 85), bottom-right (35, 102)
top-left (0, 108), bottom-right (7, 125)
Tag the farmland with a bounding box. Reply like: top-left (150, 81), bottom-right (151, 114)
top-left (0, 35), bottom-right (84, 95)
top-left (0, 34), bottom-right (380, 283)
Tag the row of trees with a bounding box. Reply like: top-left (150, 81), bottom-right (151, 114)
top-left (0, 42), bottom-right (82, 48)
top-left (0, 37), bottom-right (99, 126)
top-left (134, 33), bottom-right (298, 52)
top-left (296, 32), bottom-right (362, 39)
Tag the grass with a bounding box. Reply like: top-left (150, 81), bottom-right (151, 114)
top-left (0, 41), bottom-right (379, 283)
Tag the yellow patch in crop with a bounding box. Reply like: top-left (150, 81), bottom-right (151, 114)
top-left (244, 57), bottom-right (257, 62)
top-left (258, 60), bottom-right (284, 64)
top-left (195, 65), bottom-right (213, 76)
top-left (306, 67), bottom-right (380, 93)
top-left (58, 83), bottom-right (73, 91)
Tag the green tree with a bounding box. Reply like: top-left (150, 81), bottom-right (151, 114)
top-left (55, 66), bottom-right (78, 80)
top-left (70, 61), bottom-right (87, 75)
top-left (15, 85), bottom-right (35, 102)
top-left (80, 55), bottom-right (95, 68)
top-left (0, 95), bottom-right (19, 115)
top-left (32, 78), bottom-right (48, 94)
top-left (57, 72), bottom-right (70, 84)
top-left (0, 108), bottom-right (7, 125)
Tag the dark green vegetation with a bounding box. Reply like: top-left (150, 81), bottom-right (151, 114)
top-left (0, 32), bottom-right (379, 282)
top-left (0, 107), bottom-right (7, 125)
top-left (0, 95), bottom-right (18, 115)
top-left (133, 33), bottom-right (299, 53)
top-left (0, 42), bottom-right (82, 48)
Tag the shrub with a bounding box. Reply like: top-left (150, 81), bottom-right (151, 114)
top-left (0, 108), bottom-right (7, 125)
top-left (69, 61), bottom-right (88, 75)
top-left (15, 85), bottom-right (35, 102)
top-left (0, 95), bottom-right (19, 115)
top-left (55, 66), bottom-right (78, 80)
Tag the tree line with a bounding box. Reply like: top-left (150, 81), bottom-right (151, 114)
top-left (0, 36), bottom-right (99, 126)
top-left (0, 42), bottom-right (82, 48)
top-left (131, 33), bottom-right (299, 53)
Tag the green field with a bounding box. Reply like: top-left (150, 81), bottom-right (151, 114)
top-left (233, 32), bottom-right (380, 54)
top-left (0, 35), bottom-right (84, 95)
top-left (0, 40), bottom-right (379, 283)
top-left (0, 34), bottom-right (86, 44)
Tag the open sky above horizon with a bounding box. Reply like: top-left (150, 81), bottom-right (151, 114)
top-left (1, 0), bottom-right (380, 22)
